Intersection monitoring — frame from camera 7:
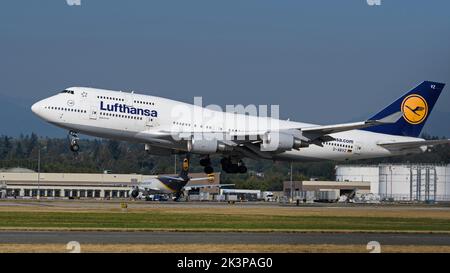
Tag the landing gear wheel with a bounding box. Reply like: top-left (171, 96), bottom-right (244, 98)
top-left (228, 164), bottom-right (239, 174)
top-left (70, 143), bottom-right (80, 153)
top-left (221, 157), bottom-right (247, 174)
top-left (200, 155), bottom-right (213, 174)
top-left (238, 165), bottom-right (247, 174)
top-left (221, 157), bottom-right (235, 173)
top-left (200, 157), bottom-right (211, 167)
top-left (204, 166), bottom-right (214, 174)
top-left (220, 157), bottom-right (230, 166)
top-left (68, 130), bottom-right (80, 154)
top-left (237, 160), bottom-right (247, 174)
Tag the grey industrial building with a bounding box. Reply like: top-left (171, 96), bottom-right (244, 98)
top-left (283, 181), bottom-right (370, 196)
top-left (283, 164), bottom-right (450, 202)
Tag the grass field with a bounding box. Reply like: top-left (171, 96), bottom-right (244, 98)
top-left (1, 208), bottom-right (450, 232)
top-left (1, 243), bottom-right (450, 253)
top-left (1, 202), bottom-right (450, 252)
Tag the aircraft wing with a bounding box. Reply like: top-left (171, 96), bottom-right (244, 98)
top-left (227, 111), bottom-right (403, 150)
top-left (173, 111), bottom-right (402, 141)
top-left (152, 112), bottom-right (402, 158)
top-left (157, 176), bottom-right (215, 183)
top-left (301, 111), bottom-right (403, 140)
top-left (378, 139), bottom-right (450, 151)
top-left (183, 184), bottom-right (235, 191)
top-left (142, 187), bottom-right (163, 191)
top-left (189, 177), bottom-right (214, 182)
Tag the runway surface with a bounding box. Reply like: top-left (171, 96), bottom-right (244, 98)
top-left (1, 231), bottom-right (450, 245)
top-left (2, 199), bottom-right (450, 211)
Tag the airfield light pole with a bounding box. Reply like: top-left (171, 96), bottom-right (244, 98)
top-left (37, 147), bottom-right (40, 200)
top-left (174, 154), bottom-right (177, 174)
top-left (290, 161), bottom-right (293, 202)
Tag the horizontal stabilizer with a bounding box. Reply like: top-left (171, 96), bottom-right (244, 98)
top-left (378, 139), bottom-right (450, 151)
top-left (377, 111), bottom-right (403, 124)
top-left (183, 183), bottom-right (235, 190)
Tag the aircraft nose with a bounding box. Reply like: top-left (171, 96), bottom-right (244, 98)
top-left (31, 101), bottom-right (42, 116)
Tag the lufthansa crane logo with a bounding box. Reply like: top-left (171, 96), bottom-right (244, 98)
top-left (401, 94), bottom-right (428, 124)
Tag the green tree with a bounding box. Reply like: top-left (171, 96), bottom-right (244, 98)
top-left (107, 140), bottom-right (121, 161)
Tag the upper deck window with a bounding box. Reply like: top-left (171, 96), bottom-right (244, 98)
top-left (60, 90), bottom-right (74, 95)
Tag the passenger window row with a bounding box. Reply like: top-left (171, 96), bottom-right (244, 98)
top-left (100, 112), bottom-right (143, 120)
top-left (134, 100), bottom-right (155, 106)
top-left (172, 121), bottom-right (222, 131)
top-left (324, 142), bottom-right (353, 149)
top-left (98, 96), bottom-right (124, 102)
top-left (45, 106), bottom-right (86, 113)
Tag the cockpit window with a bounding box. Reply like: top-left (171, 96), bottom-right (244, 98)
top-left (60, 90), bottom-right (74, 94)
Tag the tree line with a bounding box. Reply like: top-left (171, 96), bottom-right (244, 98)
top-left (0, 133), bottom-right (449, 191)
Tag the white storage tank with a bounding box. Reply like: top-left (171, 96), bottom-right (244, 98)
top-left (336, 164), bottom-right (450, 201)
top-left (335, 165), bottom-right (380, 194)
top-left (379, 164), bottom-right (450, 202)
top-left (435, 165), bottom-right (450, 201)
top-left (379, 164), bottom-right (411, 201)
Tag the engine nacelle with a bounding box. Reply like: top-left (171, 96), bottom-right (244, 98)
top-left (260, 132), bottom-right (307, 152)
top-left (187, 138), bottom-right (219, 154)
top-left (187, 138), bottom-right (231, 154)
top-left (145, 144), bottom-right (174, 156)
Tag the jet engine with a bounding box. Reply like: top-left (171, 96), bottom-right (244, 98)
top-left (187, 138), bottom-right (230, 154)
top-left (144, 144), bottom-right (174, 156)
top-left (260, 132), bottom-right (307, 152)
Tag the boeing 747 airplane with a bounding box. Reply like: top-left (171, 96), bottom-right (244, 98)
top-left (31, 81), bottom-right (449, 174)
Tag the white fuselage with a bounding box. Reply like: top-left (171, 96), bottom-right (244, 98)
top-left (31, 87), bottom-right (423, 162)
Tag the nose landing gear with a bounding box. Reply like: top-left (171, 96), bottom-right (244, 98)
top-left (68, 131), bottom-right (80, 153)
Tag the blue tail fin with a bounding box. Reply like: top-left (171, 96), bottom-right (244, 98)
top-left (362, 81), bottom-right (445, 137)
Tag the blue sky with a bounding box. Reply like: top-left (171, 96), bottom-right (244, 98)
top-left (1, 0), bottom-right (449, 137)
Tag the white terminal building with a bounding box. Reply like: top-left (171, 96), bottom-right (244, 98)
top-left (336, 164), bottom-right (450, 202)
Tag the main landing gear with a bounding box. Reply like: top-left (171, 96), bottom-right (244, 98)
top-left (200, 156), bottom-right (214, 174)
top-left (68, 130), bottom-right (80, 153)
top-left (221, 157), bottom-right (247, 174)
top-left (199, 156), bottom-right (248, 174)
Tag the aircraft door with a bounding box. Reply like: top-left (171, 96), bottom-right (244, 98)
top-left (353, 142), bottom-right (362, 155)
top-left (89, 106), bottom-right (98, 120)
top-left (145, 117), bottom-right (156, 128)
top-left (124, 93), bottom-right (134, 107)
